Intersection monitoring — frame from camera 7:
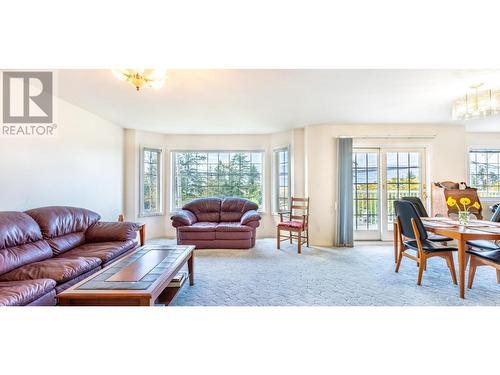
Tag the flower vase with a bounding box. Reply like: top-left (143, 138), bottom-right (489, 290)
top-left (458, 211), bottom-right (470, 226)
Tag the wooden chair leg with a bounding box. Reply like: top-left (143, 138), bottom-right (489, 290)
top-left (306, 230), bottom-right (309, 247)
top-left (277, 227), bottom-right (280, 249)
top-left (417, 256), bottom-right (425, 286)
top-left (289, 231), bottom-right (292, 244)
top-left (447, 254), bottom-right (458, 285)
top-left (297, 231), bottom-right (302, 254)
top-left (467, 257), bottom-right (477, 289)
top-left (395, 248), bottom-right (404, 273)
top-left (496, 269), bottom-right (500, 284)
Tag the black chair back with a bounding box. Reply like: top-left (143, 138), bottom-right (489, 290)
top-left (491, 205), bottom-right (500, 223)
top-left (401, 196), bottom-right (428, 217)
top-left (394, 200), bottom-right (428, 241)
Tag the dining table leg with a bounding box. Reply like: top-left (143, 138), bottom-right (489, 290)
top-left (457, 239), bottom-right (467, 299)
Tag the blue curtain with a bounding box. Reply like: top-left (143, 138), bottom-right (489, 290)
top-left (336, 137), bottom-right (353, 247)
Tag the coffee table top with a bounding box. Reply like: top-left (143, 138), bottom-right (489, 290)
top-left (59, 244), bottom-right (194, 297)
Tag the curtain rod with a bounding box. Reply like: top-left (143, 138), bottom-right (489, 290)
top-left (338, 135), bottom-right (436, 140)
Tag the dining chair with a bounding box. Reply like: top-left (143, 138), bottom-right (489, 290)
top-left (401, 196), bottom-right (452, 244)
top-left (394, 200), bottom-right (458, 286)
top-left (466, 205), bottom-right (500, 289)
top-left (467, 248), bottom-right (500, 289)
top-left (466, 205), bottom-right (500, 252)
top-left (401, 196), bottom-right (428, 217)
top-left (277, 197), bottom-right (309, 254)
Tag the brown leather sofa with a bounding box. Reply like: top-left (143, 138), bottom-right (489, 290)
top-left (0, 206), bottom-right (140, 306)
top-left (171, 197), bottom-right (261, 249)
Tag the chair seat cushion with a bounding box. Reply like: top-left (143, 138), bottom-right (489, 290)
top-left (428, 234), bottom-right (453, 242)
top-left (466, 240), bottom-right (500, 251)
top-left (0, 256), bottom-right (101, 284)
top-left (404, 240), bottom-right (457, 252)
top-left (178, 222), bottom-right (218, 232)
top-left (466, 249), bottom-right (500, 264)
top-left (0, 279), bottom-right (56, 306)
top-left (277, 221), bottom-right (304, 230)
top-left (58, 240), bottom-right (138, 263)
top-left (216, 222), bottom-right (253, 232)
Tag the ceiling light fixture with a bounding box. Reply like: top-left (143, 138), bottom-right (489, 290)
top-left (452, 83), bottom-right (500, 120)
top-left (112, 69), bottom-right (167, 91)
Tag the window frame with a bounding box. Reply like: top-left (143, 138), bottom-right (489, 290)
top-left (170, 149), bottom-right (266, 212)
top-left (139, 145), bottom-right (164, 217)
top-left (273, 146), bottom-right (291, 214)
top-left (468, 148), bottom-right (500, 199)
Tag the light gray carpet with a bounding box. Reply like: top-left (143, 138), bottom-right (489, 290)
top-left (150, 238), bottom-right (500, 306)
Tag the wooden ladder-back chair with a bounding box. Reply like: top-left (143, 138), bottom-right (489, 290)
top-left (277, 197), bottom-right (310, 254)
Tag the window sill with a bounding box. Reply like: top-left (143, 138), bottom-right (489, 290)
top-left (138, 212), bottom-right (164, 218)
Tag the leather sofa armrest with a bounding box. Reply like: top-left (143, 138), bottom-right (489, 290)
top-left (240, 210), bottom-right (261, 225)
top-left (85, 222), bottom-right (140, 243)
top-left (171, 210), bottom-right (197, 227)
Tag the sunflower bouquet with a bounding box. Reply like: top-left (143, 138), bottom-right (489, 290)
top-left (446, 196), bottom-right (481, 225)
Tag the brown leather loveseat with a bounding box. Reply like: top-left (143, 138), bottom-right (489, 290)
top-left (0, 206), bottom-right (140, 306)
top-left (171, 197), bottom-right (261, 249)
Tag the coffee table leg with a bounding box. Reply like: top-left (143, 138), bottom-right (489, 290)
top-left (188, 252), bottom-right (194, 286)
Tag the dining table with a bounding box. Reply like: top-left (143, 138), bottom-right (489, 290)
top-left (393, 217), bottom-right (500, 299)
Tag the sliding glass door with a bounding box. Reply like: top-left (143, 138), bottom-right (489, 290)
top-left (353, 150), bottom-right (380, 240)
top-left (381, 149), bottom-right (426, 240)
top-left (353, 147), bottom-right (427, 241)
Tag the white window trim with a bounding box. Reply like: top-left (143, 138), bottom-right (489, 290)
top-left (272, 146), bottom-right (291, 215)
top-left (467, 147), bottom-right (500, 200)
top-left (170, 149), bottom-right (266, 213)
top-left (139, 145), bottom-right (164, 217)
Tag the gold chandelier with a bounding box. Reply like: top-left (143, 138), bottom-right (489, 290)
top-left (112, 69), bottom-right (167, 91)
top-left (452, 83), bottom-right (500, 120)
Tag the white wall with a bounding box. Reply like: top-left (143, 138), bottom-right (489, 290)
top-left (0, 97), bottom-right (124, 221)
top-left (124, 129), bottom-right (297, 239)
top-left (304, 124), bottom-right (468, 246)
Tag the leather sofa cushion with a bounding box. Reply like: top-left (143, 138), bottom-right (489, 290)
top-left (25, 206), bottom-right (101, 239)
top-left (85, 222), bottom-right (139, 243)
top-left (216, 231), bottom-right (252, 240)
top-left (48, 232), bottom-right (86, 256)
top-left (216, 222), bottom-right (253, 232)
top-left (183, 198), bottom-right (221, 222)
top-left (178, 222), bottom-right (218, 232)
top-left (0, 279), bottom-right (56, 306)
top-left (0, 256), bottom-right (101, 284)
top-left (178, 231), bottom-right (216, 241)
top-left (240, 210), bottom-right (261, 225)
top-left (59, 239), bottom-right (138, 263)
top-left (0, 211), bottom-right (43, 249)
top-left (171, 210), bottom-right (198, 227)
top-left (0, 240), bottom-right (53, 276)
top-left (220, 198), bottom-right (258, 222)
top-left (177, 238), bottom-right (252, 249)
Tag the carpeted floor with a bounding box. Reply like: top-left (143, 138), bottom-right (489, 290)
top-left (150, 238), bottom-right (500, 306)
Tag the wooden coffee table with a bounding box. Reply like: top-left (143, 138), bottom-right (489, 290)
top-left (57, 244), bottom-right (195, 306)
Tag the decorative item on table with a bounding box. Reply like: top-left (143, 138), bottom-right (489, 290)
top-left (446, 196), bottom-right (481, 226)
top-left (168, 271), bottom-right (187, 288)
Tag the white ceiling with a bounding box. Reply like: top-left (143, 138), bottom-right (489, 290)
top-left (56, 69), bottom-right (500, 134)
